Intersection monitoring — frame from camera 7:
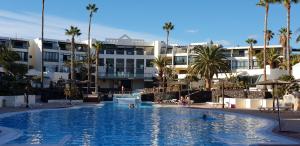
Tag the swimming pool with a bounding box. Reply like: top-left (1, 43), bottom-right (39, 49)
top-left (0, 102), bottom-right (297, 145)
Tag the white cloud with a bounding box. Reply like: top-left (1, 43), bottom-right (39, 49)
top-left (215, 40), bottom-right (232, 46)
top-left (186, 29), bottom-right (199, 33)
top-left (203, 38), bottom-right (232, 46)
top-left (0, 10), bottom-right (165, 42)
top-left (248, 34), bottom-right (258, 39)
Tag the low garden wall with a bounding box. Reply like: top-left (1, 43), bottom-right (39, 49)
top-left (0, 95), bottom-right (38, 107)
top-left (212, 89), bottom-right (271, 101)
top-left (143, 90), bottom-right (212, 103)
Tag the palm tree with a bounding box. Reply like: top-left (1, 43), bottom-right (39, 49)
top-left (245, 38), bottom-right (257, 69)
top-left (188, 44), bottom-right (229, 91)
top-left (279, 27), bottom-right (292, 63)
top-left (65, 26), bottom-right (81, 80)
top-left (163, 22), bottom-right (174, 91)
top-left (41, 0), bottom-right (45, 88)
top-left (92, 41), bottom-right (102, 94)
top-left (152, 55), bottom-right (167, 91)
top-left (279, 0), bottom-right (299, 75)
top-left (290, 55), bottom-right (300, 66)
top-left (297, 34), bottom-right (300, 43)
top-left (0, 45), bottom-right (21, 75)
top-left (256, 48), bottom-right (281, 69)
top-left (266, 48), bottom-right (281, 68)
top-left (86, 3), bottom-right (98, 93)
top-left (257, 0), bottom-right (279, 83)
top-left (163, 22), bottom-right (174, 64)
top-left (266, 30), bottom-right (275, 45)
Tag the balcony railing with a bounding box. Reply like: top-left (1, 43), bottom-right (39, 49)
top-left (99, 72), bottom-right (153, 80)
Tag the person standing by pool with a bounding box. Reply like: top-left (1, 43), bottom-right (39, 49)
top-left (24, 85), bottom-right (29, 108)
top-left (121, 85), bottom-right (124, 94)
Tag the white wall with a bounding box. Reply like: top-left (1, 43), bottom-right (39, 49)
top-left (293, 63), bottom-right (300, 79)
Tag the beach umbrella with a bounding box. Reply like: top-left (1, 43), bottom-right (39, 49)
top-left (256, 79), bottom-right (290, 131)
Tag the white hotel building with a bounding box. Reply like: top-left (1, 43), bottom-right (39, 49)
top-left (0, 37), bottom-right (31, 71)
top-left (1, 34), bottom-right (298, 90)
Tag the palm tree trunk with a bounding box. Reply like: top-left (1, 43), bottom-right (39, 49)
top-left (287, 6), bottom-right (291, 75)
top-left (164, 32), bottom-right (169, 92)
top-left (87, 13), bottom-right (92, 93)
top-left (263, 5), bottom-right (269, 84)
top-left (249, 44), bottom-right (253, 69)
top-left (205, 78), bottom-right (211, 91)
top-left (248, 47), bottom-right (251, 69)
top-left (95, 50), bottom-right (99, 94)
top-left (283, 46), bottom-right (286, 63)
top-left (41, 0), bottom-right (45, 88)
top-left (71, 36), bottom-right (75, 80)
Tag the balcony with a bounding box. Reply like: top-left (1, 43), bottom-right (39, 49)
top-left (43, 41), bottom-right (58, 50)
top-left (174, 47), bottom-right (187, 54)
top-left (99, 72), bottom-right (153, 80)
top-left (11, 40), bottom-right (29, 49)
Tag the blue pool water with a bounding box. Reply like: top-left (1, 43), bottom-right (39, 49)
top-left (0, 103), bottom-right (294, 145)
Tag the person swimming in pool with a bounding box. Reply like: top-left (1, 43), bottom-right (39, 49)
top-left (128, 104), bottom-right (135, 109)
top-left (202, 114), bottom-right (207, 120)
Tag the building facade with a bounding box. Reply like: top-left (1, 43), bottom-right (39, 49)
top-left (1, 34), bottom-right (294, 90)
top-left (96, 35), bottom-right (159, 90)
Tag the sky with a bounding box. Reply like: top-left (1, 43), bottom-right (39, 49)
top-left (0, 0), bottom-right (299, 47)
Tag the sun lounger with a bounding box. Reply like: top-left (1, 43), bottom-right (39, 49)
top-left (259, 105), bottom-right (293, 112)
top-left (206, 102), bottom-right (223, 108)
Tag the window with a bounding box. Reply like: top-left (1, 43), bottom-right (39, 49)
top-left (116, 59), bottom-right (124, 73)
top-left (136, 59), bottom-right (144, 74)
top-left (232, 60), bottom-right (248, 69)
top-left (106, 49), bottom-right (114, 54)
top-left (174, 56), bottom-right (187, 65)
top-left (12, 40), bottom-right (28, 49)
top-left (136, 48), bottom-right (144, 55)
top-left (146, 59), bottom-right (154, 67)
top-left (44, 52), bottom-right (59, 62)
top-left (145, 47), bottom-right (154, 55)
top-left (106, 58), bottom-right (114, 74)
top-left (116, 48), bottom-right (124, 55)
top-left (0, 40), bottom-right (7, 47)
top-left (166, 48), bottom-right (173, 54)
top-left (99, 58), bottom-right (104, 66)
top-left (100, 49), bottom-right (104, 54)
top-left (43, 42), bottom-right (55, 49)
top-left (126, 48), bottom-right (134, 55)
top-left (238, 50), bottom-right (245, 57)
top-left (126, 59), bottom-right (134, 75)
top-left (16, 52), bottom-right (28, 61)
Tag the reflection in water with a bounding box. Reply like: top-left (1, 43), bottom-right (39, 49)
top-left (151, 108), bottom-right (160, 146)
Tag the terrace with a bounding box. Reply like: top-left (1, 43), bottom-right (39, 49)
top-left (11, 40), bottom-right (29, 49)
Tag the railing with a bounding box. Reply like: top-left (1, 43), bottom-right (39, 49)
top-left (99, 72), bottom-right (153, 79)
top-left (174, 48), bottom-right (187, 53)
